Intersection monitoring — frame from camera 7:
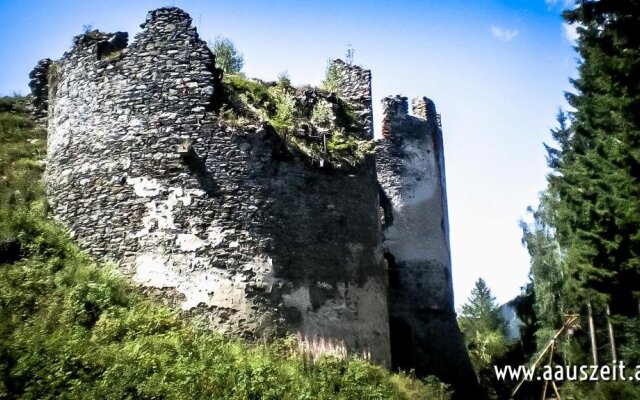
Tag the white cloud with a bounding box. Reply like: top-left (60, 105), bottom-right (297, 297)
top-left (545, 0), bottom-right (574, 8)
top-left (491, 26), bottom-right (519, 42)
top-left (563, 22), bottom-right (579, 43)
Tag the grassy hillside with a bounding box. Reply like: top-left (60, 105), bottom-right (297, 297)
top-left (0, 97), bottom-right (450, 400)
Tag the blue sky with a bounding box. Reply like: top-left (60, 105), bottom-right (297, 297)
top-left (0, 0), bottom-right (577, 308)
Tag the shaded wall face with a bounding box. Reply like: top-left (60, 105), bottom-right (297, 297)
top-left (43, 7), bottom-right (390, 365)
top-left (377, 110), bottom-right (453, 312)
top-left (263, 155), bottom-right (390, 363)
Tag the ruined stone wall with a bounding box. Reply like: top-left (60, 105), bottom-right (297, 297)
top-left (376, 96), bottom-right (479, 396)
top-left (28, 58), bottom-right (51, 123)
top-left (331, 59), bottom-right (373, 139)
top-left (33, 6), bottom-right (484, 391)
top-left (41, 7), bottom-right (390, 364)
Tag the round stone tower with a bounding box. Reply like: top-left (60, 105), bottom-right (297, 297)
top-left (376, 95), bottom-right (480, 397)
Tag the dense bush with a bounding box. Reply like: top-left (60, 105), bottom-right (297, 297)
top-left (0, 97), bottom-right (450, 399)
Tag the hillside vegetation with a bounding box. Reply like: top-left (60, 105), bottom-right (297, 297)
top-left (0, 97), bottom-right (450, 399)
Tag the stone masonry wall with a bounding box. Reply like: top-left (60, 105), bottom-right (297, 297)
top-left (376, 96), bottom-right (480, 397)
top-left (28, 58), bottom-right (52, 123)
top-left (331, 59), bottom-right (374, 139)
top-left (41, 7), bottom-right (390, 365)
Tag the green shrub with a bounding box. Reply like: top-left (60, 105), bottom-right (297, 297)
top-left (269, 88), bottom-right (296, 133)
top-left (0, 106), bottom-right (46, 241)
top-left (322, 61), bottom-right (342, 93)
top-left (390, 373), bottom-right (451, 400)
top-left (311, 100), bottom-right (333, 128)
top-left (326, 129), bottom-right (375, 167)
top-left (221, 74), bottom-right (373, 168)
top-left (1, 247), bottom-right (447, 399)
top-left (560, 381), bottom-right (640, 400)
top-left (209, 36), bottom-right (244, 74)
top-left (224, 74), bottom-right (274, 118)
top-left (277, 71), bottom-right (291, 88)
top-left (334, 99), bottom-right (360, 133)
top-left (0, 97), bottom-right (27, 113)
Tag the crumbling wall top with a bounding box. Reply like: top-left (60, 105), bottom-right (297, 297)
top-left (331, 59), bottom-right (373, 138)
top-left (380, 95), bottom-right (441, 139)
top-left (140, 7), bottom-right (193, 29)
top-left (411, 96), bottom-right (437, 122)
top-left (28, 58), bottom-right (52, 124)
top-left (382, 95), bottom-right (408, 118)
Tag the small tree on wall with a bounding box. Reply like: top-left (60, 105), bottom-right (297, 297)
top-left (209, 36), bottom-right (244, 74)
top-left (321, 61), bottom-right (341, 93)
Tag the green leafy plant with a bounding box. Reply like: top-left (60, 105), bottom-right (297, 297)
top-left (277, 71), bottom-right (291, 88)
top-left (458, 278), bottom-right (508, 373)
top-left (311, 100), bottom-right (333, 128)
top-left (321, 61), bottom-right (342, 93)
top-left (390, 373), bottom-right (451, 400)
top-left (224, 74), bottom-right (274, 116)
top-left (222, 72), bottom-right (373, 168)
top-left (326, 129), bottom-right (374, 167)
top-left (218, 104), bottom-right (240, 126)
top-left (269, 88), bottom-right (296, 133)
top-left (209, 36), bottom-right (244, 74)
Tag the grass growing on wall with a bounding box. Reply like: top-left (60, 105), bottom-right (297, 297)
top-left (0, 97), bottom-right (450, 399)
top-left (222, 74), bottom-right (374, 168)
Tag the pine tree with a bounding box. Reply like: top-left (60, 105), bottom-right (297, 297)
top-left (521, 111), bottom-right (572, 346)
top-left (458, 278), bottom-right (508, 372)
top-left (557, 0), bottom-right (640, 319)
top-left (209, 36), bottom-right (244, 74)
top-left (523, 1), bottom-right (640, 367)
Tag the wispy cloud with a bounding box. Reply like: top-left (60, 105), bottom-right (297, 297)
top-left (563, 22), bottom-right (579, 43)
top-left (545, 0), bottom-right (574, 8)
top-left (491, 26), bottom-right (519, 42)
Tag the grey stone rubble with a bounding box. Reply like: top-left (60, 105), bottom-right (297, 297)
top-left (30, 6), bottom-right (479, 397)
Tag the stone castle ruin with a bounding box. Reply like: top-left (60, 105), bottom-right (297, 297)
top-left (29, 7), bottom-right (478, 396)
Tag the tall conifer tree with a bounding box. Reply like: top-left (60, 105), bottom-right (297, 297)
top-left (557, 0), bottom-right (640, 319)
top-left (524, 1), bottom-right (640, 364)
